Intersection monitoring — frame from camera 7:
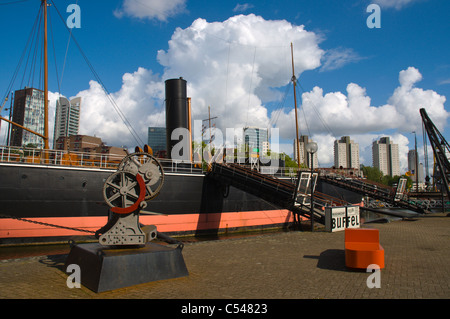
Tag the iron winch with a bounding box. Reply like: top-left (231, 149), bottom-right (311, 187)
top-left (96, 150), bottom-right (165, 246)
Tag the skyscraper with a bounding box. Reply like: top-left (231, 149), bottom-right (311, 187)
top-left (243, 127), bottom-right (269, 156)
top-left (10, 87), bottom-right (45, 148)
top-left (148, 127), bottom-right (167, 155)
top-left (53, 96), bottom-right (81, 149)
top-left (293, 135), bottom-right (318, 168)
top-left (372, 137), bottom-right (400, 177)
top-left (334, 136), bottom-right (360, 170)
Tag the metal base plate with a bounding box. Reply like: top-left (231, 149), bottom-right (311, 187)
top-left (65, 242), bottom-right (188, 293)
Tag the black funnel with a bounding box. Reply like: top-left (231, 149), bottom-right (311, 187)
top-left (165, 78), bottom-right (188, 159)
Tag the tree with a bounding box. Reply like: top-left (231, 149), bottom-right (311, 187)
top-left (362, 165), bottom-right (383, 183)
top-left (283, 153), bottom-right (298, 168)
top-left (283, 153), bottom-right (308, 169)
top-left (362, 165), bottom-right (413, 188)
top-left (382, 175), bottom-right (394, 186)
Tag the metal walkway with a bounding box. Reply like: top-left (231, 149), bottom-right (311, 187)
top-left (208, 163), bottom-right (348, 225)
top-left (319, 175), bottom-right (428, 214)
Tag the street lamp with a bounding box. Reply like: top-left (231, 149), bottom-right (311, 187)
top-left (306, 142), bottom-right (318, 232)
top-left (412, 131), bottom-right (419, 192)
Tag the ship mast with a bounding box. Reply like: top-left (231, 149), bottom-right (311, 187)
top-left (291, 43), bottom-right (301, 169)
top-left (43, 0), bottom-right (49, 151)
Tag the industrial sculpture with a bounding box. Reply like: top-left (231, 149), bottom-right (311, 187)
top-left (97, 150), bottom-right (164, 246)
top-left (65, 148), bottom-right (188, 293)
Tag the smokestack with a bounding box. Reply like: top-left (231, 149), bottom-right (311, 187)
top-left (165, 77), bottom-right (189, 160)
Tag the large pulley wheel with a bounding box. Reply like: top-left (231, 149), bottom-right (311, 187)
top-left (103, 171), bottom-right (146, 211)
top-left (118, 152), bottom-right (165, 200)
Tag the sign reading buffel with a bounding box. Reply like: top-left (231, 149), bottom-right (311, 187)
top-left (325, 206), bottom-right (360, 232)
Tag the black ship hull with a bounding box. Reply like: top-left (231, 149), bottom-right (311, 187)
top-left (0, 161), bottom-right (364, 244)
top-left (0, 162), bottom-right (297, 244)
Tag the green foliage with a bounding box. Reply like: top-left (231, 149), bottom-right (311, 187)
top-left (283, 153), bottom-right (298, 168)
top-left (362, 165), bottom-right (383, 183)
top-left (362, 165), bottom-right (413, 188)
top-left (283, 153), bottom-right (308, 169)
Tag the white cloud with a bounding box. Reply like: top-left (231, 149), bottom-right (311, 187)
top-left (233, 3), bottom-right (255, 13)
top-left (389, 67), bottom-right (448, 132)
top-left (114, 0), bottom-right (187, 21)
top-left (51, 14), bottom-right (447, 176)
top-left (311, 133), bottom-right (335, 166)
top-left (320, 48), bottom-right (364, 72)
top-left (273, 67), bottom-right (448, 170)
top-left (33, 14), bottom-right (323, 152)
top-left (157, 14), bottom-right (324, 132)
top-left (75, 67), bottom-right (164, 148)
top-left (372, 0), bottom-right (419, 10)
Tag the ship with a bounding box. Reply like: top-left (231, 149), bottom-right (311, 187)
top-left (2, 77), bottom-right (363, 245)
top-left (0, 2), bottom-right (362, 245)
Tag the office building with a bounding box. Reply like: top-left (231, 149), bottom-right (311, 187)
top-left (53, 96), bottom-right (81, 149)
top-left (293, 135), bottom-right (318, 169)
top-left (55, 135), bottom-right (102, 151)
top-left (54, 134), bottom-right (126, 162)
top-left (334, 136), bottom-right (360, 170)
top-left (244, 127), bottom-right (269, 156)
top-left (10, 87), bottom-right (45, 148)
top-left (148, 127), bottom-right (167, 155)
top-left (372, 137), bottom-right (400, 177)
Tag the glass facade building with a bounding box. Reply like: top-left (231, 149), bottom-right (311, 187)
top-left (148, 127), bottom-right (167, 154)
top-left (243, 127), bottom-right (268, 155)
top-left (10, 87), bottom-right (45, 148)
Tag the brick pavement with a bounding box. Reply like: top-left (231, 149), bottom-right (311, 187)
top-left (1, 213), bottom-right (449, 300)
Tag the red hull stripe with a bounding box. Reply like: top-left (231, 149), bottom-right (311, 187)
top-left (0, 210), bottom-right (297, 239)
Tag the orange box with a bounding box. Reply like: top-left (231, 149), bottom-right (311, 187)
top-left (345, 228), bottom-right (384, 269)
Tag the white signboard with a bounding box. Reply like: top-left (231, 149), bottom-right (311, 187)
top-left (325, 206), bottom-right (360, 232)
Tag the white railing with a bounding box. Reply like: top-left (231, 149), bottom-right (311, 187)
top-left (0, 145), bottom-right (123, 169)
top-left (158, 158), bottom-right (204, 175)
top-left (4, 145), bottom-right (362, 177)
top-left (0, 145), bottom-right (205, 174)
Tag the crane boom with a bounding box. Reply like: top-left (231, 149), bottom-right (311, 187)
top-left (420, 108), bottom-right (450, 200)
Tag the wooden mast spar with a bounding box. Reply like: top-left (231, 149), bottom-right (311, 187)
top-left (291, 43), bottom-right (301, 169)
top-left (43, 0), bottom-right (49, 153)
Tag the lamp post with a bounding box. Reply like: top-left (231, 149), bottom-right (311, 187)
top-left (306, 142), bottom-right (318, 232)
top-left (412, 131), bottom-right (419, 192)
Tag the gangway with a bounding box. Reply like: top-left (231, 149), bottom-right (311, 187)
top-left (320, 175), bottom-right (427, 214)
top-left (208, 162), bottom-right (348, 225)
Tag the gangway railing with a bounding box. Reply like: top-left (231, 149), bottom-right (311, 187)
top-left (320, 175), bottom-right (428, 214)
top-left (207, 162), bottom-right (350, 225)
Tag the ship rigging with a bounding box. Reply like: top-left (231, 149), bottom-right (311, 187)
top-left (0, 0), bottom-right (144, 152)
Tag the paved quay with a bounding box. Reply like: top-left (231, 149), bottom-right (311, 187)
top-left (1, 213), bottom-right (449, 300)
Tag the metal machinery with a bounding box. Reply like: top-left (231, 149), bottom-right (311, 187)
top-left (420, 108), bottom-right (450, 201)
top-left (96, 150), bottom-right (165, 246)
top-left (66, 148), bottom-right (188, 293)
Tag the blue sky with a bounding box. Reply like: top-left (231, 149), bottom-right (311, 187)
top-left (0, 0), bottom-right (449, 173)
